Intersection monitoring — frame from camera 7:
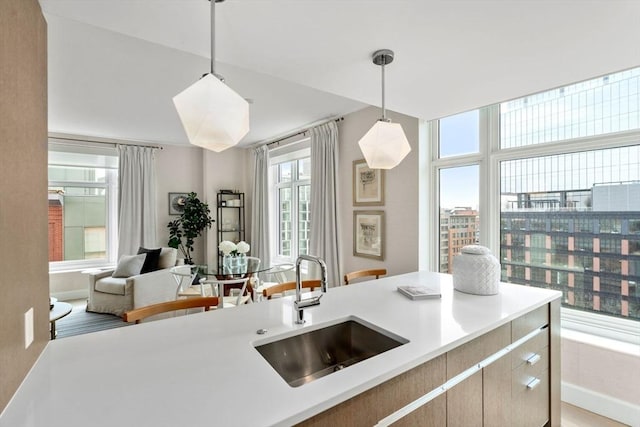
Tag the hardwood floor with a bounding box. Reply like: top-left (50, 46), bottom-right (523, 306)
top-left (561, 402), bottom-right (628, 427)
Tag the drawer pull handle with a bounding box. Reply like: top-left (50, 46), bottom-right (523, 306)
top-left (527, 353), bottom-right (541, 366)
top-left (527, 378), bottom-right (541, 390)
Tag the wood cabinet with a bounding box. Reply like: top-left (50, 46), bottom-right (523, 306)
top-left (298, 355), bottom-right (447, 427)
top-left (446, 324), bottom-right (511, 427)
top-left (298, 302), bottom-right (559, 427)
top-left (511, 304), bottom-right (551, 427)
top-left (447, 304), bottom-right (552, 427)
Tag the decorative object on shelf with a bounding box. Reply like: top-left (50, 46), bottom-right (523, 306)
top-left (168, 192), bottom-right (188, 215)
top-left (353, 159), bottom-right (385, 206)
top-left (219, 240), bottom-right (250, 274)
top-left (172, 0), bottom-right (249, 152)
top-left (353, 210), bottom-right (385, 260)
top-left (358, 49), bottom-right (411, 170)
top-left (167, 192), bottom-right (214, 265)
top-left (452, 245), bottom-right (500, 295)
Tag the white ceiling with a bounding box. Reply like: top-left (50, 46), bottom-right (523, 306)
top-left (39, 0), bottom-right (640, 147)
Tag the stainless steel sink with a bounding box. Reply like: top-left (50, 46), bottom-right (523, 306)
top-left (254, 318), bottom-right (408, 387)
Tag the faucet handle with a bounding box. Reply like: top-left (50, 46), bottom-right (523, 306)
top-left (295, 294), bottom-right (323, 309)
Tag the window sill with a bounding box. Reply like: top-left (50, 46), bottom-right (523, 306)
top-left (561, 308), bottom-right (640, 354)
top-left (49, 261), bottom-right (115, 274)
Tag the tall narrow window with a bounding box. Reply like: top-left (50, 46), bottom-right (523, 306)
top-left (270, 147), bottom-right (311, 263)
top-left (439, 165), bottom-right (480, 273)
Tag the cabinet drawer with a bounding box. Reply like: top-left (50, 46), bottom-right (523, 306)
top-left (512, 345), bottom-right (548, 393)
top-left (512, 304), bottom-right (548, 342)
top-left (512, 368), bottom-right (549, 427)
top-left (511, 326), bottom-right (549, 369)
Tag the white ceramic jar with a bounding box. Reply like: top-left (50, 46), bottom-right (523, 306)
top-left (452, 245), bottom-right (500, 295)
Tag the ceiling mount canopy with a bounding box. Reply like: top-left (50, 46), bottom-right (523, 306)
top-left (358, 49), bottom-right (411, 169)
top-left (173, 0), bottom-right (250, 153)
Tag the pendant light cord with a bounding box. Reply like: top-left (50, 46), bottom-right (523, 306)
top-left (381, 60), bottom-right (386, 120)
top-left (210, 0), bottom-right (216, 76)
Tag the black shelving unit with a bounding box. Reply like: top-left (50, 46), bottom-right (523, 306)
top-left (216, 191), bottom-right (245, 273)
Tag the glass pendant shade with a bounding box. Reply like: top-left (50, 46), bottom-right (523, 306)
top-left (358, 120), bottom-right (411, 169)
top-left (173, 74), bottom-right (250, 152)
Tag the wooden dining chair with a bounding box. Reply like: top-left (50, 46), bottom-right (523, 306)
top-left (262, 280), bottom-right (321, 299)
top-left (343, 268), bottom-right (387, 285)
top-left (123, 297), bottom-right (219, 324)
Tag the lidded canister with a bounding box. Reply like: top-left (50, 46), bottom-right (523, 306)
top-left (452, 245), bottom-right (500, 295)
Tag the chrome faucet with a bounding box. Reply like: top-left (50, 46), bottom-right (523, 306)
top-left (294, 254), bottom-right (328, 324)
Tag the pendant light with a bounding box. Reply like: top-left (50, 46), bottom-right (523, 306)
top-left (173, 0), bottom-right (249, 152)
top-left (358, 49), bottom-right (411, 169)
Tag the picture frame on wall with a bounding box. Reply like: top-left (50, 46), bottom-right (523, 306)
top-left (353, 159), bottom-right (384, 206)
top-left (168, 192), bottom-right (188, 215)
top-left (353, 210), bottom-right (384, 260)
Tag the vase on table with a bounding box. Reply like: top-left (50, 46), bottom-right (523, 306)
top-left (223, 254), bottom-right (234, 275)
top-left (237, 253), bottom-right (247, 274)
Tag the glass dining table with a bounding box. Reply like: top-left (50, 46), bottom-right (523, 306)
top-left (170, 264), bottom-right (276, 308)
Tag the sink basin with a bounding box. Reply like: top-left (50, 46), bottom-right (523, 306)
top-left (254, 317), bottom-right (408, 387)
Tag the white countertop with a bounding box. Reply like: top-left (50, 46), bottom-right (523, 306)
top-left (0, 271), bottom-right (560, 427)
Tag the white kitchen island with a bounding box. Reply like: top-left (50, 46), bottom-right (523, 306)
top-left (0, 271), bottom-right (561, 427)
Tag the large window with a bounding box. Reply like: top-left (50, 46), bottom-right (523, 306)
top-left (270, 147), bottom-right (311, 263)
top-left (48, 142), bottom-right (118, 269)
top-left (430, 67), bottom-right (640, 335)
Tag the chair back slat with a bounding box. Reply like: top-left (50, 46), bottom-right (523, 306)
top-left (263, 280), bottom-right (321, 299)
top-left (343, 268), bottom-right (387, 285)
top-left (123, 297), bottom-right (219, 324)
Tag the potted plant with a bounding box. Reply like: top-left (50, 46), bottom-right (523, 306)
top-left (167, 192), bottom-right (214, 265)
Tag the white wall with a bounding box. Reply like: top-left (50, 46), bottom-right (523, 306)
top-left (338, 106), bottom-right (420, 281)
top-left (155, 144), bottom-right (204, 261)
top-left (203, 148), bottom-right (250, 269)
top-left (561, 334), bottom-right (640, 425)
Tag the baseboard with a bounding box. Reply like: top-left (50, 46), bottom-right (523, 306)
top-left (50, 289), bottom-right (88, 302)
top-left (562, 381), bottom-right (640, 427)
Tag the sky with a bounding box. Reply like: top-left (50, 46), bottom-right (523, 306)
top-left (439, 110), bottom-right (480, 210)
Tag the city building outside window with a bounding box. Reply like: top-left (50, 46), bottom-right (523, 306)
top-left (269, 146), bottom-right (311, 263)
top-left (48, 141), bottom-right (118, 270)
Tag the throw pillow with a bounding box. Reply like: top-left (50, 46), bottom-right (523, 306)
top-left (158, 247), bottom-right (178, 269)
top-left (112, 254), bottom-right (146, 278)
top-left (137, 247), bottom-right (162, 274)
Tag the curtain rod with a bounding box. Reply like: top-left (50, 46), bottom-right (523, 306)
top-left (49, 134), bottom-right (164, 150)
top-left (265, 116), bottom-right (344, 149)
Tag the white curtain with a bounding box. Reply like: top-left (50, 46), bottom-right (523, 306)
top-left (310, 121), bottom-right (341, 286)
top-left (250, 145), bottom-right (271, 268)
top-left (117, 145), bottom-right (158, 257)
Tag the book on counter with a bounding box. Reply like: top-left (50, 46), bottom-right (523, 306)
top-left (397, 284), bottom-right (441, 300)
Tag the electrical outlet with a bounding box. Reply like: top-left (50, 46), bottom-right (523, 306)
top-left (24, 308), bottom-right (34, 349)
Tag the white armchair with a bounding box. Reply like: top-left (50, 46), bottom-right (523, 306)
top-left (87, 248), bottom-right (178, 317)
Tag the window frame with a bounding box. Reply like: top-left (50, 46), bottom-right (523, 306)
top-left (48, 142), bottom-right (118, 272)
top-left (269, 145), bottom-right (311, 265)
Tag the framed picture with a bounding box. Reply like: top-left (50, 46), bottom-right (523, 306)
top-left (168, 192), bottom-right (188, 215)
top-left (353, 159), bottom-right (384, 206)
top-left (353, 210), bottom-right (384, 260)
